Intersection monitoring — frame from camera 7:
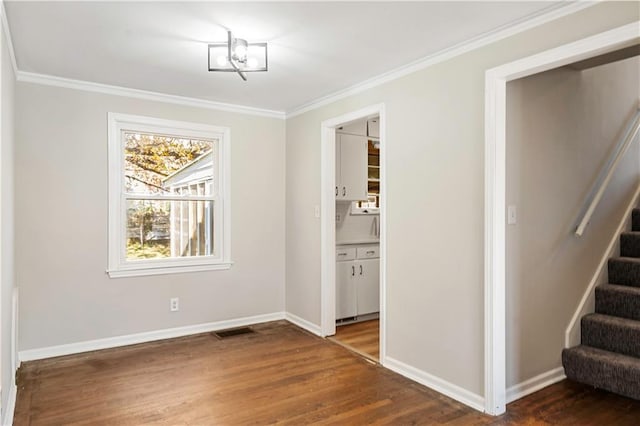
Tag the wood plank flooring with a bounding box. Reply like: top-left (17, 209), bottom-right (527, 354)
top-left (14, 320), bottom-right (640, 425)
top-left (332, 319), bottom-right (379, 361)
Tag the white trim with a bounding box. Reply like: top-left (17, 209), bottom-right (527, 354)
top-left (18, 312), bottom-right (285, 362)
top-left (16, 71), bottom-right (285, 119)
top-left (284, 312), bottom-right (322, 336)
top-left (320, 104), bottom-right (387, 365)
top-left (106, 261), bottom-right (233, 278)
top-left (565, 183), bottom-right (640, 348)
top-left (285, 1), bottom-right (594, 118)
top-left (0, 2), bottom-right (17, 77)
top-left (1, 381), bottom-right (16, 426)
top-left (484, 22), bottom-right (640, 416)
top-left (506, 367), bottom-right (566, 404)
top-left (107, 113), bottom-right (232, 278)
top-left (384, 356), bottom-right (485, 412)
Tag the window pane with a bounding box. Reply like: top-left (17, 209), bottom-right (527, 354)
top-left (126, 199), bottom-right (215, 260)
top-left (124, 132), bottom-right (215, 196)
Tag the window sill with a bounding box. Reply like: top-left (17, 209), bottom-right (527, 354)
top-left (107, 262), bottom-right (233, 278)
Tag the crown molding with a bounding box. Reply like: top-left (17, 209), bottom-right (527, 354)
top-left (1, 0), bottom-right (18, 76)
top-left (285, 1), bottom-right (597, 119)
top-left (15, 71), bottom-right (286, 119)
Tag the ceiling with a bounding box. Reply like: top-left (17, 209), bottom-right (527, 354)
top-left (5, 1), bottom-right (566, 114)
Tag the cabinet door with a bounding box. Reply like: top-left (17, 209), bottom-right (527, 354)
top-left (336, 261), bottom-right (357, 319)
top-left (338, 134), bottom-right (368, 201)
top-left (357, 259), bottom-right (380, 316)
top-left (335, 134), bottom-right (341, 198)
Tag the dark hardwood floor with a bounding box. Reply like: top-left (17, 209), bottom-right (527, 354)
top-left (14, 320), bottom-right (640, 425)
top-left (332, 319), bottom-right (379, 361)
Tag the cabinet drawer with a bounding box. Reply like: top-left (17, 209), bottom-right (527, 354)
top-left (336, 247), bottom-right (356, 261)
top-left (357, 246), bottom-right (379, 259)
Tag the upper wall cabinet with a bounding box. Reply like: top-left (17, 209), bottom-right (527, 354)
top-left (336, 133), bottom-right (368, 201)
top-left (367, 119), bottom-right (379, 138)
top-left (338, 119), bottom-right (379, 138)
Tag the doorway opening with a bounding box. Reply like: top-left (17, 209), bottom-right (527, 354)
top-left (320, 104), bottom-right (386, 365)
top-left (484, 22), bottom-right (638, 415)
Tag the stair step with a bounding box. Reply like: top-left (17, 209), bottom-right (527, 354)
top-left (581, 313), bottom-right (640, 358)
top-left (633, 208), bottom-right (640, 232)
top-left (595, 284), bottom-right (640, 321)
top-left (562, 345), bottom-right (640, 400)
top-left (607, 258), bottom-right (640, 287)
top-left (620, 232), bottom-right (640, 258)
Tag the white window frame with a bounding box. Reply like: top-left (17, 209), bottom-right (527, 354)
top-left (107, 113), bottom-right (231, 278)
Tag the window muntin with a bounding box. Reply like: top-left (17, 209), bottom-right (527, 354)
top-left (108, 114), bottom-right (231, 277)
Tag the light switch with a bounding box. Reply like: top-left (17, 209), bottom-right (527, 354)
top-left (314, 205), bottom-right (320, 218)
top-left (507, 205), bottom-right (517, 225)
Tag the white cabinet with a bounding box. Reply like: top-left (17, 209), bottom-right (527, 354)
top-left (336, 133), bottom-right (368, 201)
top-left (336, 261), bottom-right (357, 319)
top-left (336, 244), bottom-right (380, 320)
top-left (367, 119), bottom-right (379, 138)
top-left (355, 258), bottom-right (380, 316)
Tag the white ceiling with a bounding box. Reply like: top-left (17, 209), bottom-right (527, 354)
top-left (5, 1), bottom-right (565, 113)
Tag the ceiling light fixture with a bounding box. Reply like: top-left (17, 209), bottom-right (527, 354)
top-left (208, 31), bottom-right (268, 81)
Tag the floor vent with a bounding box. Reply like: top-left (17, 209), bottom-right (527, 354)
top-left (212, 326), bottom-right (255, 339)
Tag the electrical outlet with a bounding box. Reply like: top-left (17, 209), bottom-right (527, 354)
top-left (170, 297), bottom-right (179, 312)
top-left (336, 213), bottom-right (341, 222)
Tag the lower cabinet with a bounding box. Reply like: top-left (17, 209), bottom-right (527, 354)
top-left (336, 245), bottom-right (380, 320)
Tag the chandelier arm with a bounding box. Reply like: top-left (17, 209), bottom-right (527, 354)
top-left (229, 59), bottom-right (248, 81)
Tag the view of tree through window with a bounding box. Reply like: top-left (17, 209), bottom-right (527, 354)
top-left (124, 132), bottom-right (215, 260)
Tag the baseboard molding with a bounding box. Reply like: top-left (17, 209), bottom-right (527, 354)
top-left (506, 367), bottom-right (566, 403)
top-left (384, 356), bottom-right (485, 412)
top-left (2, 381), bottom-right (17, 426)
top-left (284, 312), bottom-right (323, 336)
top-left (19, 312), bottom-right (286, 362)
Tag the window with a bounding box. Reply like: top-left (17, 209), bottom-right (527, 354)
top-left (108, 113), bottom-right (231, 277)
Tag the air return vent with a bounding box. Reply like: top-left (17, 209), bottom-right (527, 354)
top-left (212, 326), bottom-right (255, 339)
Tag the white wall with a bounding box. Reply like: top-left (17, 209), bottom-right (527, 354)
top-left (336, 203), bottom-right (378, 243)
top-left (15, 83), bottom-right (286, 351)
top-left (0, 10), bottom-right (16, 419)
top-left (285, 2), bottom-right (639, 400)
top-left (506, 57), bottom-right (640, 388)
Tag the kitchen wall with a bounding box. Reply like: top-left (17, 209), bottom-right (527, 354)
top-left (15, 83), bottom-right (286, 351)
top-left (505, 56), bottom-right (640, 388)
top-left (285, 1), bottom-right (639, 401)
top-left (336, 203), bottom-right (379, 243)
top-left (1, 14), bottom-right (16, 420)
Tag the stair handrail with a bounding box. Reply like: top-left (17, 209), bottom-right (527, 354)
top-left (575, 107), bottom-right (640, 237)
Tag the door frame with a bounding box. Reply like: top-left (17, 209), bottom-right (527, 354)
top-left (484, 22), bottom-right (639, 415)
top-left (320, 103), bottom-right (387, 365)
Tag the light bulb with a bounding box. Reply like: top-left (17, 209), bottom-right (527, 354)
top-left (232, 38), bottom-right (248, 62)
top-left (247, 57), bottom-right (258, 68)
top-left (216, 55), bottom-right (227, 66)
top-left (234, 45), bottom-right (247, 60)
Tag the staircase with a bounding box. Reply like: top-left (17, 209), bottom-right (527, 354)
top-left (562, 208), bottom-right (640, 400)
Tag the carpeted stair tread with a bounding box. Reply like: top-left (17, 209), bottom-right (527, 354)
top-left (607, 257), bottom-right (640, 287)
top-left (595, 284), bottom-right (640, 321)
top-left (581, 313), bottom-right (640, 358)
top-left (633, 208), bottom-right (640, 232)
top-left (620, 232), bottom-right (640, 258)
top-left (562, 345), bottom-right (640, 400)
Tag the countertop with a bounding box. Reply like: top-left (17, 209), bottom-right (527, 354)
top-left (336, 239), bottom-right (379, 246)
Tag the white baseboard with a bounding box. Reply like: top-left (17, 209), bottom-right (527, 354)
top-left (2, 382), bottom-right (17, 426)
top-left (284, 312), bottom-right (323, 336)
top-left (19, 312), bottom-right (286, 362)
top-left (384, 356), bottom-right (485, 412)
top-left (506, 367), bottom-right (566, 403)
